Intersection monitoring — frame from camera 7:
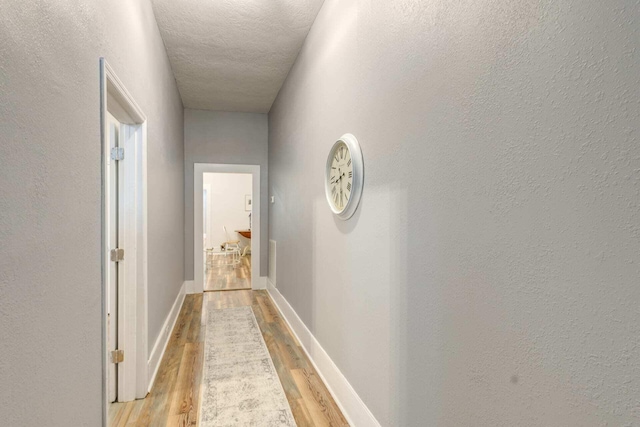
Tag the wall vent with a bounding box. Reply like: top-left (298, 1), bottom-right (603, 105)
top-left (268, 239), bottom-right (276, 286)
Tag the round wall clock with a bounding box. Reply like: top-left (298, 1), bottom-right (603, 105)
top-left (324, 133), bottom-right (364, 220)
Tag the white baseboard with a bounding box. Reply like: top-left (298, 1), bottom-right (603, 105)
top-left (184, 280), bottom-right (197, 294)
top-left (266, 280), bottom-right (381, 427)
top-left (147, 281), bottom-right (186, 391)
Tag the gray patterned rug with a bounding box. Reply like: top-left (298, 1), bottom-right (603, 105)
top-left (200, 306), bottom-right (296, 426)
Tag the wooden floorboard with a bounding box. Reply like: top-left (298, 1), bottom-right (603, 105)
top-left (109, 290), bottom-right (348, 427)
top-left (204, 254), bottom-right (251, 291)
top-left (166, 342), bottom-right (202, 426)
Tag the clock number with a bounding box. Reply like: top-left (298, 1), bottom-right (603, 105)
top-left (347, 159), bottom-right (351, 167)
top-left (348, 171), bottom-right (352, 178)
top-left (346, 182), bottom-right (351, 192)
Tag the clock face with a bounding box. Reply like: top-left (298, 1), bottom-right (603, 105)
top-left (328, 141), bottom-right (353, 212)
top-left (325, 134), bottom-right (363, 220)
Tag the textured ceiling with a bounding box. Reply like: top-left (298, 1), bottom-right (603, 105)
top-left (151, 0), bottom-right (325, 113)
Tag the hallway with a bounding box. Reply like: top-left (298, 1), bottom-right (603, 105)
top-left (2, 0), bottom-right (640, 425)
top-left (109, 291), bottom-right (347, 426)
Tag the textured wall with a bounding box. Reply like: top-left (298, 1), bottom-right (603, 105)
top-left (184, 109), bottom-right (268, 279)
top-left (268, 0), bottom-right (640, 425)
top-left (0, 1), bottom-right (184, 424)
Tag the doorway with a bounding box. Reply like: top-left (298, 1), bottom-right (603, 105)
top-left (194, 164), bottom-right (261, 293)
top-left (100, 58), bottom-right (149, 425)
top-left (203, 173), bottom-right (253, 291)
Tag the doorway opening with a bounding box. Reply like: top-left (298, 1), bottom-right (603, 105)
top-left (203, 172), bottom-right (253, 291)
top-left (100, 58), bottom-right (148, 425)
top-left (194, 163), bottom-right (261, 293)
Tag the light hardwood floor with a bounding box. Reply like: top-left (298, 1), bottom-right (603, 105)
top-left (205, 253), bottom-right (251, 291)
top-left (109, 290), bottom-right (348, 426)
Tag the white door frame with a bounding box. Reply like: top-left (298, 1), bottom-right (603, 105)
top-left (203, 183), bottom-right (212, 249)
top-left (100, 58), bottom-right (149, 425)
top-left (194, 163), bottom-right (262, 293)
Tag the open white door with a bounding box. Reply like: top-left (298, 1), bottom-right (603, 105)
top-left (106, 113), bottom-right (120, 402)
top-left (101, 59), bottom-right (149, 424)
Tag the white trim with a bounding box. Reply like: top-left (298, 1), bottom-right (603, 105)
top-left (116, 123), bottom-right (138, 402)
top-left (103, 61), bottom-right (145, 122)
top-left (100, 58), bottom-right (109, 426)
top-left (135, 121), bottom-right (148, 399)
top-left (100, 58), bottom-right (149, 421)
top-left (203, 183), bottom-right (212, 249)
top-left (267, 280), bottom-right (381, 427)
top-left (147, 282), bottom-right (186, 391)
top-left (194, 163), bottom-right (261, 293)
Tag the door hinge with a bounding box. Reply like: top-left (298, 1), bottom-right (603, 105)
top-left (110, 349), bottom-right (124, 364)
top-left (111, 147), bottom-right (124, 161)
top-left (110, 248), bottom-right (124, 262)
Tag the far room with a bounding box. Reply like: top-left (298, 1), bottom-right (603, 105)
top-left (203, 172), bottom-right (253, 291)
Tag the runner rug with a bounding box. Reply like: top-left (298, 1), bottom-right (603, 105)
top-left (200, 306), bottom-right (296, 426)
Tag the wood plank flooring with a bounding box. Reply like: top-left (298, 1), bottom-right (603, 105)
top-left (109, 290), bottom-right (348, 427)
top-left (205, 254), bottom-right (251, 291)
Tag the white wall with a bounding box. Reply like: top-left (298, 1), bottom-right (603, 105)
top-left (268, 0), bottom-right (640, 425)
top-left (204, 173), bottom-right (252, 250)
top-left (0, 1), bottom-right (184, 424)
top-left (185, 109), bottom-right (268, 279)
